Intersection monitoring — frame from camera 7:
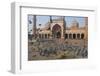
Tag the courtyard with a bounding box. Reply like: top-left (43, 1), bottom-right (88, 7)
top-left (28, 38), bottom-right (87, 60)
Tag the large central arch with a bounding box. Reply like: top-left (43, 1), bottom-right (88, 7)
top-left (52, 24), bottom-right (61, 38)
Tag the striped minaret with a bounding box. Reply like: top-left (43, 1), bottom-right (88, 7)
top-left (50, 16), bottom-right (52, 23)
top-left (85, 17), bottom-right (88, 26)
top-left (63, 16), bottom-right (65, 24)
top-left (62, 16), bottom-right (66, 39)
top-left (85, 17), bottom-right (88, 47)
top-left (33, 15), bottom-right (37, 38)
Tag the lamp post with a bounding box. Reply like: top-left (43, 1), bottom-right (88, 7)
top-left (38, 24), bottom-right (41, 39)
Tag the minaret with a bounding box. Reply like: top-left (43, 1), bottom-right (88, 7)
top-left (61, 16), bottom-right (66, 39)
top-left (33, 15), bottom-right (37, 38)
top-left (63, 16), bottom-right (66, 26)
top-left (85, 17), bottom-right (88, 26)
top-left (49, 16), bottom-right (52, 39)
top-left (50, 16), bottom-right (52, 23)
top-left (84, 17), bottom-right (88, 31)
top-left (84, 17), bottom-right (88, 47)
top-left (85, 17), bottom-right (88, 33)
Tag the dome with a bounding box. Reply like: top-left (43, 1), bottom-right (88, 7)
top-left (72, 19), bottom-right (79, 27)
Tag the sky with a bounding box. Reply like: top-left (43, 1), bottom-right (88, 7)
top-left (28, 15), bottom-right (86, 34)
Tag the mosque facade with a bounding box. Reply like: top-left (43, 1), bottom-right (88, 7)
top-left (31, 16), bottom-right (88, 47)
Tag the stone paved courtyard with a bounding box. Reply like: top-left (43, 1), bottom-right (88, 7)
top-left (28, 38), bottom-right (88, 60)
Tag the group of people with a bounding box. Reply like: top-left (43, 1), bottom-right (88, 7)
top-left (30, 39), bottom-right (88, 58)
top-left (39, 45), bottom-right (87, 58)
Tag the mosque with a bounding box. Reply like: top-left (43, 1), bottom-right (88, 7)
top-left (31, 16), bottom-right (88, 47)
